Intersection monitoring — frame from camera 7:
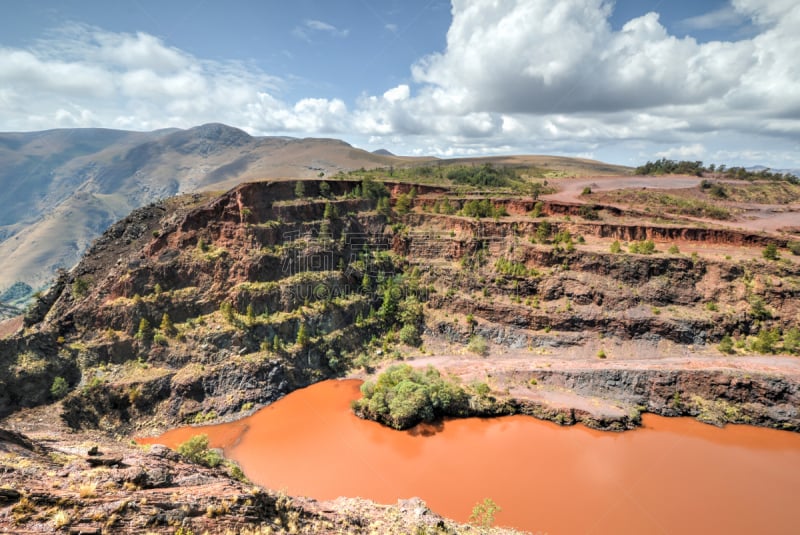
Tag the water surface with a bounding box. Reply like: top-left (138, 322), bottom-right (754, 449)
top-left (140, 379), bottom-right (800, 534)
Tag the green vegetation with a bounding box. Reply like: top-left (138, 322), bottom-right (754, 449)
top-left (134, 318), bottom-right (152, 342)
top-left (447, 163), bottom-right (518, 188)
top-left (50, 376), bottom-right (69, 400)
top-left (628, 240), bottom-right (656, 255)
top-left (609, 240), bottom-right (621, 254)
top-left (460, 199), bottom-right (508, 219)
top-left (159, 313), bottom-right (176, 337)
top-left (468, 334), bottom-right (489, 356)
top-left (72, 277), bottom-right (90, 298)
top-left (636, 158), bottom-right (798, 183)
top-left (470, 498), bottom-right (501, 528)
top-left (668, 244), bottom-right (680, 254)
top-left (177, 434), bottom-right (223, 468)
top-left (296, 322), bottom-right (310, 347)
top-left (718, 335), bottom-right (734, 354)
top-left (294, 181), bottom-right (306, 198)
top-left (751, 328), bottom-right (780, 354)
top-left (762, 243), bottom-right (780, 260)
top-left (351, 364), bottom-right (470, 429)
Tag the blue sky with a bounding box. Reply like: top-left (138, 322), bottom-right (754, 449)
top-left (1, 0), bottom-right (798, 168)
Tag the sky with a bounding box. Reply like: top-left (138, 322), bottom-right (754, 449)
top-left (0, 0), bottom-right (798, 168)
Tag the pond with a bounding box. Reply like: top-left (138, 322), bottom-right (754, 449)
top-left (140, 379), bottom-right (800, 534)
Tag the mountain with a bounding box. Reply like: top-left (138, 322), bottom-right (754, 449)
top-left (0, 124), bottom-right (404, 300)
top-left (372, 148), bottom-right (395, 156)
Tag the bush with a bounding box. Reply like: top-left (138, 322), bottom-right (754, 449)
top-left (789, 242), bottom-right (800, 256)
top-left (470, 498), bottom-right (501, 528)
top-left (50, 376), bottom-right (69, 400)
top-left (629, 240), bottom-right (656, 254)
top-left (468, 335), bottom-right (489, 356)
top-left (784, 328), bottom-right (800, 354)
top-left (718, 334), bottom-right (734, 354)
top-left (668, 244), bottom-right (680, 254)
top-left (762, 243), bottom-right (779, 260)
top-left (398, 323), bottom-right (422, 347)
top-left (351, 364), bottom-right (469, 429)
top-left (609, 240), bottom-right (621, 253)
top-left (177, 434), bottom-right (223, 468)
top-left (581, 186), bottom-right (592, 195)
top-left (751, 328), bottom-right (780, 354)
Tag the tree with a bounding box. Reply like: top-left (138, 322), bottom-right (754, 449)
top-left (160, 313), bottom-right (176, 337)
top-left (395, 193), bottom-right (412, 215)
top-left (323, 202), bottom-right (338, 220)
top-left (294, 181), bottom-right (306, 198)
top-left (536, 221), bottom-right (551, 243)
top-left (296, 322), bottom-right (310, 347)
top-left (135, 318), bottom-right (152, 342)
top-left (319, 181), bottom-right (331, 198)
top-left (610, 240), bottom-right (621, 253)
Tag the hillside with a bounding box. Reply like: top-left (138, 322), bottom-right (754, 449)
top-left (0, 124), bottom-right (411, 300)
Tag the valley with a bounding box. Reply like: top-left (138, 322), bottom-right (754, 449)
top-left (1, 159), bottom-right (799, 533)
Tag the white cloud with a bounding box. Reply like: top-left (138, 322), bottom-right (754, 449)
top-left (293, 19), bottom-right (349, 42)
top-left (0, 1), bottom-right (799, 169)
top-left (679, 6), bottom-right (747, 31)
top-left (655, 144), bottom-right (706, 159)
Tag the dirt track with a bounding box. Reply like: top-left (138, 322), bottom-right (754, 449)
top-left (544, 175), bottom-right (800, 235)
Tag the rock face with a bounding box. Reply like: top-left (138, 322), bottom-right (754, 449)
top-left (2, 177), bottom-right (799, 431)
top-left (2, 174), bottom-right (800, 532)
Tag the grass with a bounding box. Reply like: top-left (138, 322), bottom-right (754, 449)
top-left (598, 189), bottom-right (733, 220)
top-left (78, 481), bottom-right (98, 498)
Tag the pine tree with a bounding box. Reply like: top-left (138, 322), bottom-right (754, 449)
top-left (296, 323), bottom-right (310, 347)
top-left (160, 313), bottom-right (175, 337)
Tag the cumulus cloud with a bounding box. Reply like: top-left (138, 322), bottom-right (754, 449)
top-left (0, 1), bottom-right (799, 168)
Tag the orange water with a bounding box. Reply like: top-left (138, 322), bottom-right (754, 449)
top-left (139, 379), bottom-right (800, 534)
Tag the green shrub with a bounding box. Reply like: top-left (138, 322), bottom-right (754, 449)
top-left (784, 328), bottom-right (800, 354)
top-left (470, 498), bottom-right (501, 528)
top-left (50, 376), bottom-right (69, 400)
top-left (668, 244), bottom-right (680, 254)
top-left (610, 240), bottom-right (621, 253)
top-left (398, 323), bottom-right (422, 347)
top-left (176, 434), bottom-right (223, 468)
top-left (351, 364), bottom-right (469, 429)
top-left (762, 243), bottom-right (779, 260)
top-left (468, 335), bottom-right (489, 356)
top-left (581, 186), bottom-right (592, 195)
top-left (718, 334), bottom-right (734, 354)
top-left (294, 181), bottom-right (305, 198)
top-left (629, 240), bottom-right (656, 254)
top-left (751, 328), bottom-right (780, 354)
top-left (789, 242), bottom-right (800, 256)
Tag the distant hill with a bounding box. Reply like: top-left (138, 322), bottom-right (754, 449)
top-left (372, 148), bottom-right (395, 156)
top-left (0, 123), bottom-right (404, 299)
